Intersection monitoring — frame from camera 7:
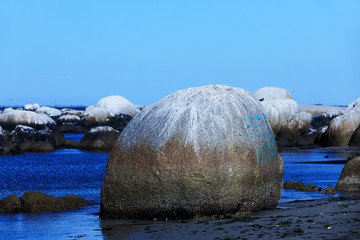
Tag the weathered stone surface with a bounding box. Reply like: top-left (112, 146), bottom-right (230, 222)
top-left (327, 101), bottom-right (360, 146)
top-left (0, 110), bottom-right (56, 130)
top-left (0, 126), bottom-right (14, 155)
top-left (101, 85), bottom-right (284, 219)
top-left (319, 186), bottom-right (336, 194)
top-left (283, 181), bottom-right (306, 190)
top-left (64, 138), bottom-right (80, 148)
top-left (0, 194), bottom-right (22, 213)
top-left (59, 195), bottom-right (95, 210)
top-left (254, 87), bottom-right (299, 136)
top-left (79, 126), bottom-right (120, 151)
top-left (335, 156), bottom-right (360, 192)
top-left (277, 112), bottom-right (312, 147)
top-left (349, 125), bottom-right (360, 147)
top-left (20, 192), bottom-right (67, 212)
top-left (298, 184), bottom-right (322, 192)
top-left (9, 125), bottom-right (58, 153)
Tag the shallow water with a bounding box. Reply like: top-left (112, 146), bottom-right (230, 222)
top-left (0, 145), bottom-right (354, 239)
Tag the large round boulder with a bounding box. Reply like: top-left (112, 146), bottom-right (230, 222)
top-left (326, 99), bottom-right (360, 146)
top-left (101, 85), bottom-right (284, 219)
top-left (254, 87), bottom-right (299, 136)
top-left (335, 156), bottom-right (360, 192)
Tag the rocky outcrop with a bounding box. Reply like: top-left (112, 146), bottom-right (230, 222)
top-left (36, 106), bottom-right (62, 118)
top-left (9, 125), bottom-right (65, 153)
top-left (0, 194), bottom-right (22, 213)
top-left (0, 110), bottom-right (56, 130)
top-left (283, 181), bottom-right (334, 194)
top-left (101, 85), bottom-right (284, 219)
top-left (335, 156), bottom-right (360, 192)
top-left (0, 126), bottom-right (15, 155)
top-left (13, 192), bottom-right (95, 213)
top-left (83, 95), bottom-right (138, 123)
top-left (79, 126), bottom-right (120, 151)
top-left (254, 87), bottom-right (299, 136)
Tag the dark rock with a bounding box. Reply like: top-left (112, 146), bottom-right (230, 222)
top-left (79, 126), bottom-right (120, 151)
top-left (0, 129), bottom-right (14, 155)
top-left (349, 125), bottom-right (360, 147)
top-left (319, 186), bottom-right (336, 194)
top-left (107, 113), bottom-right (133, 132)
top-left (298, 184), bottom-right (322, 192)
top-left (0, 194), bottom-right (22, 213)
top-left (9, 125), bottom-right (65, 153)
top-left (64, 138), bottom-right (80, 148)
top-left (59, 195), bottom-right (95, 210)
top-left (283, 181), bottom-right (306, 190)
top-left (101, 85), bottom-right (284, 219)
top-left (335, 156), bottom-right (360, 192)
top-left (20, 192), bottom-right (67, 212)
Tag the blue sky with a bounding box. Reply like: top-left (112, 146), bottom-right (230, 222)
top-left (0, 1), bottom-right (359, 106)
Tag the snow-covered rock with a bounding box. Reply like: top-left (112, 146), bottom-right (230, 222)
top-left (0, 110), bottom-right (56, 129)
top-left (61, 109), bottom-right (83, 116)
top-left (36, 107), bottom-right (62, 117)
top-left (254, 87), bottom-right (293, 101)
top-left (300, 105), bottom-right (346, 116)
top-left (89, 126), bottom-right (119, 133)
top-left (2, 108), bottom-right (14, 114)
top-left (24, 103), bottom-right (35, 111)
top-left (58, 115), bottom-right (81, 122)
top-left (33, 103), bottom-right (40, 110)
top-left (101, 85), bottom-right (284, 219)
top-left (347, 97), bottom-right (360, 111)
top-left (83, 95), bottom-right (138, 122)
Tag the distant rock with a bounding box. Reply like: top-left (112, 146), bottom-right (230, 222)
top-left (101, 85), bottom-right (284, 219)
top-left (106, 113), bottom-right (133, 132)
top-left (64, 138), bottom-right (80, 149)
top-left (0, 194), bottom-right (22, 213)
top-left (24, 103), bottom-right (35, 111)
top-left (60, 108), bottom-right (83, 117)
top-left (9, 125), bottom-right (64, 153)
top-left (20, 192), bottom-right (94, 213)
top-left (83, 95), bottom-right (138, 123)
top-left (0, 110), bottom-right (56, 130)
top-left (335, 156), bottom-right (360, 192)
top-left (283, 181), bottom-right (306, 190)
top-left (319, 186), bottom-right (336, 194)
top-left (59, 195), bottom-right (95, 210)
top-left (277, 112), bottom-right (312, 147)
top-left (79, 126), bottom-right (120, 151)
top-left (326, 98), bottom-right (360, 146)
top-left (57, 114), bottom-right (87, 133)
top-left (36, 106), bottom-right (62, 118)
top-left (254, 87), bottom-right (299, 136)
top-left (0, 126), bottom-right (15, 155)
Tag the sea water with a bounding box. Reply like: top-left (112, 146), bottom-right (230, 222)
top-left (0, 137), bottom-right (351, 239)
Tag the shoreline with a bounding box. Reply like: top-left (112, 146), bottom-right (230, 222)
top-left (100, 196), bottom-right (360, 239)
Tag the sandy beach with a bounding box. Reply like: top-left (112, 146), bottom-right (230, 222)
top-left (100, 196), bottom-right (360, 240)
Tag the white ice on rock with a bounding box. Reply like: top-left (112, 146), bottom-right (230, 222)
top-left (83, 95), bottom-right (139, 122)
top-left (118, 85), bottom-right (272, 154)
top-left (24, 103), bottom-right (34, 111)
top-left (0, 110), bottom-right (56, 126)
top-left (254, 87), bottom-right (299, 135)
top-left (36, 107), bottom-right (62, 117)
top-left (89, 126), bottom-right (119, 133)
top-left (58, 115), bottom-right (80, 121)
top-left (254, 87), bottom-right (293, 101)
top-left (347, 97), bottom-right (360, 111)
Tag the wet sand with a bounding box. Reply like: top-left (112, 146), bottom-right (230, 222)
top-left (101, 196), bottom-right (360, 240)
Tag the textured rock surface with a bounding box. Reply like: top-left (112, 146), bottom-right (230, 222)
top-left (335, 156), bottom-right (360, 192)
top-left (0, 194), bottom-right (22, 213)
top-left (327, 102), bottom-right (360, 146)
top-left (254, 87), bottom-right (299, 136)
top-left (101, 85), bottom-right (284, 219)
top-left (20, 192), bottom-right (67, 212)
top-left (59, 195), bottom-right (95, 210)
top-left (79, 126), bottom-right (120, 151)
top-left (0, 110), bottom-right (56, 130)
top-left (278, 112), bottom-right (312, 147)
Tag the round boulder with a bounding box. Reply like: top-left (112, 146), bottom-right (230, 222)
top-left (327, 102), bottom-right (360, 146)
top-left (0, 194), bottom-right (22, 213)
top-left (79, 126), bottom-right (120, 151)
top-left (101, 85), bottom-right (284, 219)
top-left (335, 156), bottom-right (360, 192)
top-left (254, 87), bottom-right (299, 136)
top-left (0, 110), bottom-right (56, 130)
